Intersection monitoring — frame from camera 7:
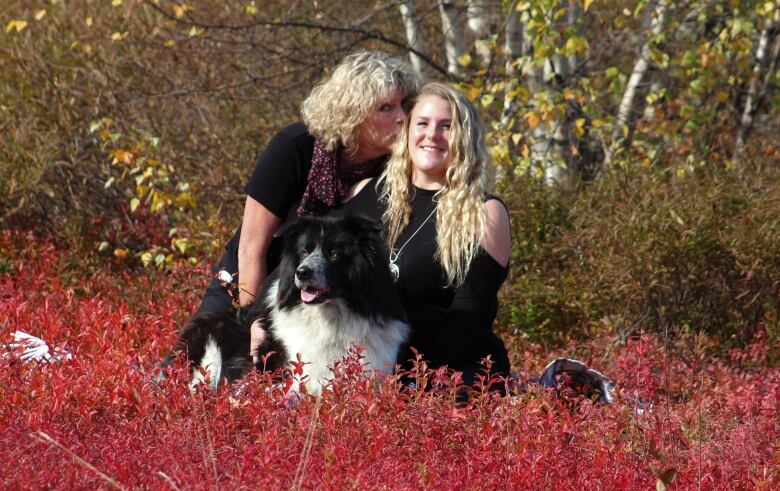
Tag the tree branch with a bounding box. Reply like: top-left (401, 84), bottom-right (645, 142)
top-left (143, 0), bottom-right (456, 80)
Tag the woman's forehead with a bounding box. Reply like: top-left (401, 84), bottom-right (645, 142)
top-left (411, 95), bottom-right (451, 116)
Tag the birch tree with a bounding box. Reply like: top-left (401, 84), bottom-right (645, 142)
top-left (734, 8), bottom-right (780, 162)
top-left (607, 0), bottom-right (670, 166)
top-left (466, 0), bottom-right (493, 66)
top-left (439, 0), bottom-right (466, 77)
top-left (399, 0), bottom-right (427, 78)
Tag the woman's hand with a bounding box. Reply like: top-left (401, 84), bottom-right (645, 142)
top-left (249, 319), bottom-right (268, 366)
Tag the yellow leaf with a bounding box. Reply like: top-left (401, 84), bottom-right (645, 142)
top-left (573, 118), bottom-right (586, 137)
top-left (111, 32), bottom-right (123, 41)
top-left (5, 20), bottom-right (28, 33)
top-left (110, 149), bottom-right (133, 164)
top-left (584, 0), bottom-right (594, 12)
top-left (35, 10), bottom-right (47, 20)
top-left (457, 53), bottom-right (472, 67)
top-left (164, 39), bottom-right (176, 48)
top-left (511, 133), bottom-right (522, 145)
top-left (174, 4), bottom-right (192, 18)
top-left (172, 237), bottom-right (190, 254)
top-left (669, 208), bottom-right (685, 226)
top-left (245, 3), bottom-right (257, 15)
top-left (86, 17), bottom-right (93, 27)
top-left (140, 252), bottom-right (153, 267)
top-left (525, 112), bottom-right (540, 130)
top-left (175, 192), bottom-right (196, 209)
top-left (112, 0), bottom-right (122, 6)
top-left (129, 198), bottom-right (140, 213)
top-left (114, 248), bottom-right (129, 259)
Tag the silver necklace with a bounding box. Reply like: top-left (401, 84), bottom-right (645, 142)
top-left (388, 206), bottom-right (437, 282)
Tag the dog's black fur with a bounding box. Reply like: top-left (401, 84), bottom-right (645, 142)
top-left (170, 215), bottom-right (409, 393)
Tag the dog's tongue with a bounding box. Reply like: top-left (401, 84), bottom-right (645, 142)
top-left (301, 289), bottom-right (318, 303)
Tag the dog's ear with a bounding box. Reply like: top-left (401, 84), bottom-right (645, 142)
top-left (275, 217), bottom-right (308, 240)
top-left (342, 215), bottom-right (385, 264)
top-left (342, 214), bottom-right (383, 240)
top-left (275, 251), bottom-right (299, 307)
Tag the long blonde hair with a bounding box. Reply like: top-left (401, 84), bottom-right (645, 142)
top-left (380, 82), bottom-right (492, 286)
top-left (301, 51), bottom-right (420, 154)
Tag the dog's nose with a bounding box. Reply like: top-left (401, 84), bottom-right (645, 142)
top-left (296, 265), bottom-right (312, 281)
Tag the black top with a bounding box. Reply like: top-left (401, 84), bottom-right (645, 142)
top-left (244, 122), bottom-right (316, 220)
top-left (334, 179), bottom-right (510, 376)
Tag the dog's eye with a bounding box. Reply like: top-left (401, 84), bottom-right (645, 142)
top-left (328, 250), bottom-right (340, 260)
top-left (299, 249), bottom-right (310, 258)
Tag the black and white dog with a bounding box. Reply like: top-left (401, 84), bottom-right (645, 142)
top-left (174, 215), bottom-right (409, 395)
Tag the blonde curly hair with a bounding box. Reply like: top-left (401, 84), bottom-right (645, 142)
top-left (379, 82), bottom-right (493, 286)
top-left (301, 51), bottom-right (420, 154)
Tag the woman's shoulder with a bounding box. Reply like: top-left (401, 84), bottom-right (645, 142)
top-left (271, 122), bottom-right (315, 147)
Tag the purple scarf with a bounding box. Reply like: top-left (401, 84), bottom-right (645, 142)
top-left (297, 140), bottom-right (386, 217)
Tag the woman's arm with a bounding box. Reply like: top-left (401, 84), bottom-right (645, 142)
top-left (237, 196), bottom-right (282, 307)
top-left (482, 198), bottom-right (511, 268)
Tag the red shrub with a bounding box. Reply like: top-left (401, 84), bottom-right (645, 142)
top-left (0, 230), bottom-right (777, 489)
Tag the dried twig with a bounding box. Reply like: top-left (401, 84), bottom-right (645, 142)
top-left (29, 431), bottom-right (126, 491)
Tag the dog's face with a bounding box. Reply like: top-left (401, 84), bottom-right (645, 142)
top-left (275, 216), bottom-right (385, 308)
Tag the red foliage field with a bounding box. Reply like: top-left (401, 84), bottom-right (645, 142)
top-left (1, 230), bottom-right (778, 490)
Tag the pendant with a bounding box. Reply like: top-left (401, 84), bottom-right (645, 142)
top-left (389, 261), bottom-right (400, 282)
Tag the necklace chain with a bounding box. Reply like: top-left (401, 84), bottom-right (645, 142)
top-left (388, 206), bottom-right (437, 282)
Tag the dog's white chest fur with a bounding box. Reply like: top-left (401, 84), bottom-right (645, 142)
top-left (266, 281), bottom-right (409, 395)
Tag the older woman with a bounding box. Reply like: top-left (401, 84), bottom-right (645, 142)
top-left (337, 82), bottom-right (512, 388)
top-left (196, 51), bottom-right (420, 360)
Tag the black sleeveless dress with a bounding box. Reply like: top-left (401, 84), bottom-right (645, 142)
top-left (333, 179), bottom-right (511, 385)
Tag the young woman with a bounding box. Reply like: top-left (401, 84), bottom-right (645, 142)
top-left (338, 82), bottom-right (512, 388)
top-left (195, 51), bottom-right (420, 362)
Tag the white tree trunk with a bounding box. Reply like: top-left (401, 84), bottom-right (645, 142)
top-left (616, 0), bottom-right (669, 130)
top-left (466, 0), bottom-right (492, 66)
top-left (501, 0), bottom-right (525, 127)
top-left (532, 2), bottom-right (582, 185)
top-left (734, 14), bottom-right (779, 160)
top-left (439, 0), bottom-right (465, 77)
top-left (398, 0), bottom-right (426, 79)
